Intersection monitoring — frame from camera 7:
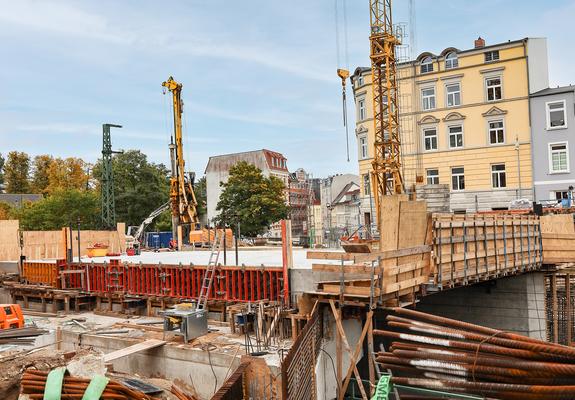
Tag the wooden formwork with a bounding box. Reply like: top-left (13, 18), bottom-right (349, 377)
top-left (432, 213), bottom-right (542, 288)
top-left (541, 214), bottom-right (575, 264)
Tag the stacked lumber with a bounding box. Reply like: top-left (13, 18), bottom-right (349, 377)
top-left (376, 307), bottom-right (575, 400)
top-left (0, 327), bottom-right (47, 345)
top-left (541, 214), bottom-right (575, 264)
top-left (433, 214), bottom-right (541, 287)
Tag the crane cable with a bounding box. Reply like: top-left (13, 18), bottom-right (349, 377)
top-left (334, 0), bottom-right (351, 162)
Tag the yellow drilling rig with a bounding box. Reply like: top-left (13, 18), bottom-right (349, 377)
top-left (162, 76), bottom-right (200, 244)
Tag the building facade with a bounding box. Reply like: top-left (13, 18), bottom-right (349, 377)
top-left (319, 174), bottom-right (360, 246)
top-left (204, 149), bottom-right (289, 237)
top-left (289, 168), bottom-right (311, 240)
top-left (530, 86), bottom-right (575, 202)
top-left (352, 37), bottom-right (549, 220)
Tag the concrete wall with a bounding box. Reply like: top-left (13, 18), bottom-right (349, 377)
top-left (61, 331), bottom-right (247, 400)
top-left (416, 272), bottom-right (546, 339)
top-left (530, 88), bottom-right (575, 201)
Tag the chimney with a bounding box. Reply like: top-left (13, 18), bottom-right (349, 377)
top-left (474, 36), bottom-right (485, 49)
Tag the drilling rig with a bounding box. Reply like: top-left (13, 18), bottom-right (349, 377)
top-left (369, 0), bottom-right (404, 215)
top-left (162, 76), bottom-right (200, 244)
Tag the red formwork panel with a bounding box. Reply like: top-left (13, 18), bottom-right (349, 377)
top-left (73, 262), bottom-right (284, 302)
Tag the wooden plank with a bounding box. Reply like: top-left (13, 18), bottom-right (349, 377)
top-left (540, 214), bottom-right (575, 234)
top-left (102, 339), bottom-right (166, 362)
top-left (382, 275), bottom-right (428, 294)
top-left (542, 233), bottom-right (575, 240)
top-left (322, 284), bottom-right (380, 296)
top-left (306, 251), bottom-right (355, 261)
top-left (312, 263), bottom-right (376, 274)
top-left (340, 311), bottom-right (372, 399)
top-left (383, 261), bottom-right (426, 277)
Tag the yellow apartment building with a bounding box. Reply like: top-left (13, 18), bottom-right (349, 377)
top-left (352, 37), bottom-right (549, 222)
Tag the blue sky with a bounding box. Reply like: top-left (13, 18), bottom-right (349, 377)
top-left (1, 0), bottom-right (574, 178)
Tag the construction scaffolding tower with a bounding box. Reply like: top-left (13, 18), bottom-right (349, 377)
top-left (101, 123), bottom-right (123, 229)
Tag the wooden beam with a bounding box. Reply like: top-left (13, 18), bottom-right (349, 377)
top-left (102, 339), bottom-right (166, 362)
top-left (329, 300), bottom-right (368, 400)
top-left (341, 310), bottom-right (372, 399)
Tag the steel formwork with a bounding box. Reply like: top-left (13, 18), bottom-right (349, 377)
top-left (22, 260), bottom-right (284, 302)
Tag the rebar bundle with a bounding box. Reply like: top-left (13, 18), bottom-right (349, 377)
top-left (375, 307), bottom-right (575, 400)
top-left (21, 369), bottom-right (152, 400)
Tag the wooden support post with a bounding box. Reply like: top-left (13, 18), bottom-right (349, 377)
top-left (567, 274), bottom-right (572, 345)
top-left (552, 274), bottom-right (559, 343)
top-left (147, 298), bottom-right (152, 317)
top-left (41, 297), bottom-right (46, 313)
top-left (64, 296), bottom-right (70, 313)
top-left (367, 313), bottom-right (375, 396)
top-left (329, 300), bottom-right (368, 400)
top-left (96, 296), bottom-right (102, 311)
top-left (336, 307), bottom-right (342, 398)
top-left (51, 298), bottom-right (58, 314)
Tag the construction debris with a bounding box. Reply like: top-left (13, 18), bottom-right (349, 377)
top-left (375, 307), bottom-right (575, 399)
top-left (0, 327), bottom-right (47, 345)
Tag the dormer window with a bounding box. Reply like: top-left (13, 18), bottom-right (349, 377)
top-left (445, 52), bottom-right (458, 69)
top-left (358, 75), bottom-right (364, 86)
top-left (420, 56), bottom-right (433, 74)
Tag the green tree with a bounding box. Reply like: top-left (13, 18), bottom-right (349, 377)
top-left (194, 176), bottom-right (207, 220)
top-left (0, 202), bottom-right (12, 219)
top-left (0, 153), bottom-right (5, 188)
top-left (93, 150), bottom-right (170, 227)
top-left (215, 161), bottom-right (289, 237)
top-left (12, 189), bottom-right (100, 230)
top-left (30, 154), bottom-right (53, 195)
top-left (4, 151), bottom-right (30, 193)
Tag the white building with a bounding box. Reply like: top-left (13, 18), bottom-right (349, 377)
top-left (204, 149), bottom-right (289, 237)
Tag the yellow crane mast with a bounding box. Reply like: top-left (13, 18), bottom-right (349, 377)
top-left (162, 76), bottom-right (200, 240)
top-left (369, 0), bottom-right (404, 215)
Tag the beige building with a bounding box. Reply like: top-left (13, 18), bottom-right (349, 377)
top-left (352, 37), bottom-right (549, 221)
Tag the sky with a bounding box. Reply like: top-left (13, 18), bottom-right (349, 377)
top-left (1, 0), bottom-right (574, 179)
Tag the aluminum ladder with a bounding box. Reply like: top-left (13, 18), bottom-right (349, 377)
top-left (197, 230), bottom-right (224, 311)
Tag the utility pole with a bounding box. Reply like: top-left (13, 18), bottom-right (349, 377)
top-left (101, 124), bottom-right (123, 229)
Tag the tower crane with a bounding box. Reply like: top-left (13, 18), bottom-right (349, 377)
top-left (162, 76), bottom-right (200, 242)
top-left (369, 0), bottom-right (404, 218)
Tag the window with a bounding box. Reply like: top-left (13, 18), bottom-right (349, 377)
top-left (359, 136), bottom-right (368, 159)
top-left (549, 142), bottom-right (569, 173)
top-left (426, 169), bottom-right (439, 185)
top-left (451, 167), bottom-right (465, 191)
top-left (547, 100), bottom-right (567, 129)
top-left (358, 98), bottom-right (366, 121)
top-left (448, 125), bottom-right (463, 148)
top-left (445, 52), bottom-right (458, 69)
top-left (491, 164), bottom-right (507, 188)
top-left (423, 128), bottom-right (438, 151)
top-left (486, 77), bottom-right (502, 101)
top-left (358, 76), bottom-right (364, 86)
top-left (553, 191), bottom-right (569, 201)
top-left (446, 83), bottom-right (461, 107)
top-left (363, 174), bottom-right (371, 196)
top-left (421, 87), bottom-right (436, 110)
top-left (420, 56), bottom-right (433, 73)
top-left (488, 120), bottom-right (505, 144)
top-left (485, 50), bottom-right (500, 62)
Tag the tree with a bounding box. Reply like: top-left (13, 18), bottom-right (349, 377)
top-left (215, 161), bottom-right (289, 237)
top-left (46, 157), bottom-right (88, 194)
top-left (4, 151), bottom-right (30, 193)
top-left (0, 202), bottom-right (12, 219)
top-left (12, 189), bottom-right (100, 230)
top-left (0, 153), bottom-right (5, 188)
top-left (30, 155), bottom-right (53, 195)
top-left (194, 176), bottom-right (207, 221)
top-left (93, 150), bottom-right (170, 228)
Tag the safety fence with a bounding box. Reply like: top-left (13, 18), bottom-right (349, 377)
top-left (281, 305), bottom-right (322, 400)
top-left (21, 260), bottom-right (285, 302)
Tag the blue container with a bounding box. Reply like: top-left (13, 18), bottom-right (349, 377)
top-left (146, 231), bottom-right (173, 249)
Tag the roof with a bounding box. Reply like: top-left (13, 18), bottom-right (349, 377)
top-left (330, 181), bottom-right (360, 206)
top-left (204, 149), bottom-right (287, 174)
top-left (352, 37), bottom-right (530, 79)
top-left (530, 85), bottom-right (575, 98)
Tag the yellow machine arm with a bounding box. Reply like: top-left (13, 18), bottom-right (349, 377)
top-left (162, 76), bottom-right (200, 229)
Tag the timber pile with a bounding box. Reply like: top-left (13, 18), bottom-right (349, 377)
top-left (433, 213), bottom-right (542, 287)
top-left (376, 308), bottom-right (575, 400)
top-left (0, 327), bottom-right (47, 345)
top-left (21, 369), bottom-right (152, 400)
top-left (541, 214), bottom-right (575, 264)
